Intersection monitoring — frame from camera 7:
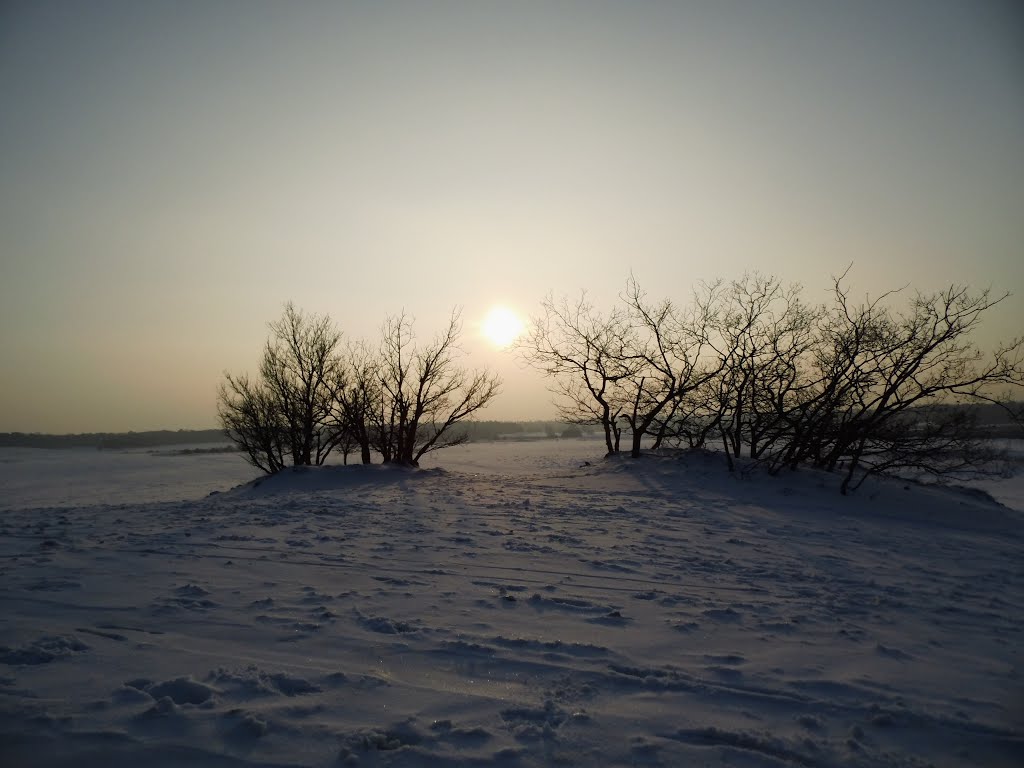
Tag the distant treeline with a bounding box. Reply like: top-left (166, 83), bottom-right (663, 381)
top-left (455, 421), bottom-right (593, 441)
top-left (0, 429), bottom-right (229, 450)
top-left (5, 407), bottom-right (1016, 451)
top-left (0, 422), bottom-right (595, 450)
top-left (914, 403), bottom-right (1024, 437)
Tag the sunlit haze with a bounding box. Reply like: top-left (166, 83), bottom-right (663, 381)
top-left (1, 1), bottom-right (1021, 433)
top-left (482, 306), bottom-right (526, 348)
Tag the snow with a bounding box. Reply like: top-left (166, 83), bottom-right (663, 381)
top-left (1, 439), bottom-right (1022, 767)
top-left (0, 446), bottom-right (255, 509)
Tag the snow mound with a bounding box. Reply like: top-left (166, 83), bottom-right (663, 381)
top-left (1, 438), bottom-right (1022, 767)
top-left (0, 635), bottom-right (89, 665)
top-left (223, 463), bottom-right (444, 497)
top-left (589, 449), bottom-right (1023, 534)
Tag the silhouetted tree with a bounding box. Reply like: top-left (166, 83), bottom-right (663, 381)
top-left (521, 294), bottom-right (639, 455)
top-left (526, 271), bottom-right (1023, 491)
top-left (219, 303), bottom-right (344, 472)
top-left (218, 372), bottom-right (287, 474)
top-left (331, 340), bottom-right (380, 465)
top-left (618, 278), bottom-right (723, 458)
top-left (700, 273), bottom-right (819, 462)
top-left (771, 276), bottom-right (1024, 492)
top-left (371, 310), bottom-right (501, 465)
top-left (523, 282), bottom-right (722, 458)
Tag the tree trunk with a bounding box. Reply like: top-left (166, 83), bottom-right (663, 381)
top-left (601, 402), bottom-right (617, 455)
top-left (721, 429), bottom-right (735, 472)
top-left (839, 441), bottom-right (864, 495)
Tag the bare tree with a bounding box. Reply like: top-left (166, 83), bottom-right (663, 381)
top-left (523, 282), bottom-right (722, 459)
top-left (525, 272), bottom-right (1021, 491)
top-left (219, 303), bottom-right (345, 473)
top-left (825, 281), bottom-right (1023, 492)
top-left (648, 380), bottom-right (722, 452)
top-left (618, 278), bottom-right (723, 458)
top-left (706, 273), bottom-right (819, 461)
top-left (520, 294), bottom-right (639, 455)
top-left (331, 340), bottom-right (380, 465)
top-left (758, 274), bottom-right (1024, 492)
top-left (372, 310), bottom-right (501, 466)
top-left (217, 372), bottom-right (287, 474)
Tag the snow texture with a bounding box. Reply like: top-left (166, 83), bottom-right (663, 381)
top-left (1, 438), bottom-right (1022, 767)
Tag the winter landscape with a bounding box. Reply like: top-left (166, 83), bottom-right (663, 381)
top-left (4, 2), bottom-right (1023, 766)
top-left (1, 438), bottom-right (1022, 767)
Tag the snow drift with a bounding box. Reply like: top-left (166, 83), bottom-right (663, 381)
top-left (1, 440), bottom-right (1021, 767)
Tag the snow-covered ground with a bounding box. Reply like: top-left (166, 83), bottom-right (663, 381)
top-left (1, 439), bottom-right (1022, 767)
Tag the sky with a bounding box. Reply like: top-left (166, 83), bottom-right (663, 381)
top-left (1, 0), bottom-right (1022, 433)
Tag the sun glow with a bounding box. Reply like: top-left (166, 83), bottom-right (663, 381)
top-left (482, 306), bottom-right (525, 347)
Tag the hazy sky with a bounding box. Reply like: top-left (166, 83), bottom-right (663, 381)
top-left (1, 1), bottom-right (1022, 433)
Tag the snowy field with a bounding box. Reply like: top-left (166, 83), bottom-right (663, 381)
top-left (1, 439), bottom-right (1022, 767)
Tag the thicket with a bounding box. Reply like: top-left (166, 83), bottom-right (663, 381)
top-left (218, 304), bottom-right (500, 473)
top-left (522, 271), bottom-right (1024, 493)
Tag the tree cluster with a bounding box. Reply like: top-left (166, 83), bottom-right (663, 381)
top-left (522, 272), bottom-right (1024, 493)
top-left (218, 304), bottom-right (500, 473)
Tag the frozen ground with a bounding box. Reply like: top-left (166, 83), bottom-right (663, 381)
top-left (1, 439), bottom-right (1022, 767)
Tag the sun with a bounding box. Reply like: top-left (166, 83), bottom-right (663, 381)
top-left (482, 305), bottom-right (525, 347)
